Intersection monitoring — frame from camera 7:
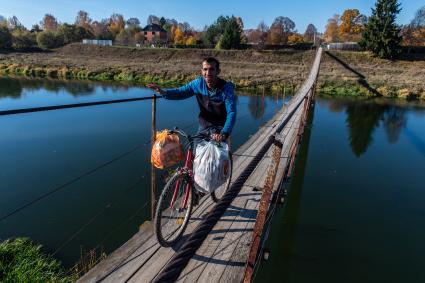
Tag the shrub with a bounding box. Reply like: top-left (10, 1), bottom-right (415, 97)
top-left (36, 31), bottom-right (64, 49)
top-left (12, 30), bottom-right (37, 50)
top-left (57, 23), bottom-right (94, 45)
top-left (0, 25), bottom-right (12, 49)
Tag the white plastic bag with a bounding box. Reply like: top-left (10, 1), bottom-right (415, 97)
top-left (193, 141), bottom-right (230, 193)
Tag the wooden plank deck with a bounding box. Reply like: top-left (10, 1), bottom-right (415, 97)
top-left (77, 103), bottom-right (303, 283)
top-left (78, 47), bottom-right (322, 283)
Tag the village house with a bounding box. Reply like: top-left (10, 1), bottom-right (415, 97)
top-left (142, 23), bottom-right (167, 44)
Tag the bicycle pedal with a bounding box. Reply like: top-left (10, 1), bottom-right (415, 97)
top-left (177, 217), bottom-right (183, 225)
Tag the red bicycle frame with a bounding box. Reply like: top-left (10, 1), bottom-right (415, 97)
top-left (169, 148), bottom-right (194, 209)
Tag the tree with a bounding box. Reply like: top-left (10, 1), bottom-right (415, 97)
top-left (36, 31), bottom-right (63, 49)
top-left (91, 19), bottom-right (113, 40)
top-left (339, 9), bottom-right (366, 41)
top-left (40, 14), bottom-right (59, 32)
top-left (401, 25), bottom-right (425, 46)
top-left (178, 22), bottom-right (192, 33)
top-left (12, 29), bottom-right (37, 49)
top-left (115, 29), bottom-right (133, 45)
top-left (411, 6), bottom-right (425, 28)
top-left (361, 0), bottom-right (402, 59)
top-left (107, 13), bottom-right (125, 38)
top-left (218, 16), bottom-right (242, 49)
top-left (134, 31), bottom-right (144, 44)
top-left (203, 15), bottom-right (231, 45)
top-left (75, 10), bottom-right (92, 32)
top-left (236, 16), bottom-right (244, 30)
top-left (288, 33), bottom-right (304, 43)
top-left (127, 18), bottom-right (140, 28)
top-left (8, 16), bottom-right (25, 30)
top-left (303, 23), bottom-right (317, 42)
top-left (257, 21), bottom-right (269, 33)
top-left (159, 17), bottom-right (166, 28)
top-left (174, 27), bottom-right (185, 44)
top-left (253, 21), bottom-right (269, 47)
top-left (31, 24), bottom-right (42, 33)
top-left (186, 36), bottom-right (196, 45)
top-left (147, 15), bottom-right (160, 25)
top-left (246, 29), bottom-right (262, 44)
top-left (0, 25), bottom-right (12, 49)
top-left (324, 14), bottom-right (340, 42)
top-left (267, 16), bottom-right (295, 44)
top-left (57, 23), bottom-right (93, 44)
top-left (402, 6), bottom-right (425, 47)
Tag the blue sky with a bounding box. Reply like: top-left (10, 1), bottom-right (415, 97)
top-left (1, 0), bottom-right (423, 33)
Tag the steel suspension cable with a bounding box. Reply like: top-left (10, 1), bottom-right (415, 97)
top-left (0, 96), bottom-right (160, 116)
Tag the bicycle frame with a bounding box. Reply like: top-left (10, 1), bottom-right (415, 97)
top-left (169, 147), bottom-right (194, 210)
top-left (167, 126), bottom-right (220, 211)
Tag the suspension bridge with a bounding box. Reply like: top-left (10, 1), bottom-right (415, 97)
top-left (71, 47), bottom-right (323, 283)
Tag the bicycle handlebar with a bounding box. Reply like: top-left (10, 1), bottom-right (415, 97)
top-left (169, 126), bottom-right (223, 142)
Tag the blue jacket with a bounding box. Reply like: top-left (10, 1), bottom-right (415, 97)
top-left (164, 76), bottom-right (237, 135)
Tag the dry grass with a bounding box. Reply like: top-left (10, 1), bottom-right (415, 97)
top-left (0, 43), bottom-right (315, 90)
top-left (319, 51), bottom-right (425, 99)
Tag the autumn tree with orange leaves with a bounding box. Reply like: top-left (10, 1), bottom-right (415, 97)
top-left (324, 9), bottom-right (367, 43)
top-left (402, 6), bottom-right (425, 46)
top-left (108, 13), bottom-right (125, 37)
top-left (324, 14), bottom-right (340, 42)
top-left (339, 9), bottom-right (367, 41)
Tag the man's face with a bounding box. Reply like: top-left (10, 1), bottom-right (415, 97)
top-left (201, 61), bottom-right (219, 87)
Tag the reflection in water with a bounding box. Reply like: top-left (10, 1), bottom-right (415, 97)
top-left (248, 95), bottom-right (267, 120)
top-left (0, 77), bottom-right (136, 99)
top-left (0, 78), bottom-right (22, 99)
top-left (325, 98), bottom-right (413, 156)
top-left (383, 107), bottom-right (407, 144)
top-left (404, 128), bottom-right (425, 158)
top-left (346, 102), bottom-right (386, 156)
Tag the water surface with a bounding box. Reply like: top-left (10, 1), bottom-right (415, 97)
top-left (256, 96), bottom-right (425, 283)
top-left (0, 77), bottom-right (286, 267)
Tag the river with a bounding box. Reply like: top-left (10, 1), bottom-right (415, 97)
top-left (255, 96), bottom-right (425, 283)
top-left (0, 77), bottom-right (285, 267)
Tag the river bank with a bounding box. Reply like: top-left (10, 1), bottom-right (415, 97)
top-left (318, 50), bottom-right (425, 100)
top-left (0, 43), bottom-right (314, 92)
top-left (1, 45), bottom-right (424, 99)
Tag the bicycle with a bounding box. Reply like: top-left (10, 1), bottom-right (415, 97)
top-left (154, 126), bottom-right (233, 247)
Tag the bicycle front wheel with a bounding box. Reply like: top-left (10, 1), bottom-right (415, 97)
top-left (211, 152), bottom-right (233, 203)
top-left (155, 171), bottom-right (193, 247)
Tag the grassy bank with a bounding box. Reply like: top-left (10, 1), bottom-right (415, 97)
top-left (318, 80), bottom-right (425, 100)
top-left (0, 43), bottom-right (315, 92)
top-left (318, 51), bottom-right (425, 100)
top-left (0, 238), bottom-right (75, 282)
top-left (1, 45), bottom-right (424, 99)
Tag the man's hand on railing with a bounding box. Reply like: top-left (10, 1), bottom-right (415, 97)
top-left (147, 83), bottom-right (166, 95)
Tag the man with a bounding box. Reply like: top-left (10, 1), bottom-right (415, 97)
top-left (147, 57), bottom-right (237, 142)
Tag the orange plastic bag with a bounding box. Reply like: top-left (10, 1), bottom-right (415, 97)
top-left (151, 130), bottom-right (184, 169)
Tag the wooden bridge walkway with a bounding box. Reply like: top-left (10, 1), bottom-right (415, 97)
top-left (78, 47), bottom-right (322, 283)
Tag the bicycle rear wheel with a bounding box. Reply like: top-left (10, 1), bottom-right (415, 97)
top-left (155, 171), bottom-right (193, 247)
top-left (211, 152), bottom-right (233, 203)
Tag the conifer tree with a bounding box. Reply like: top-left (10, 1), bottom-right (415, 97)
top-left (361, 0), bottom-right (402, 59)
top-left (218, 17), bottom-right (242, 49)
